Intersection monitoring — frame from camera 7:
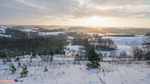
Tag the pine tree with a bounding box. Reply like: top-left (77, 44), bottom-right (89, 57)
top-left (9, 63), bottom-right (17, 74)
top-left (20, 64), bottom-right (28, 77)
top-left (87, 49), bottom-right (100, 68)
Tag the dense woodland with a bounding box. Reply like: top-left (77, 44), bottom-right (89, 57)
top-left (0, 29), bottom-right (67, 59)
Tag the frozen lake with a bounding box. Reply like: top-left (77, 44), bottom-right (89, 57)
top-left (100, 36), bottom-right (146, 56)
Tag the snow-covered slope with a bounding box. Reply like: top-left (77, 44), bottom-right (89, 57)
top-left (0, 59), bottom-right (150, 84)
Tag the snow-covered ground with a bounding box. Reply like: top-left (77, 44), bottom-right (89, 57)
top-left (67, 36), bottom-right (74, 40)
top-left (87, 32), bottom-right (133, 36)
top-left (0, 57), bottom-right (150, 84)
top-left (87, 33), bottom-right (104, 36)
top-left (64, 43), bottom-right (84, 56)
top-left (39, 32), bottom-right (64, 36)
top-left (21, 29), bottom-right (38, 32)
top-left (0, 34), bottom-right (11, 38)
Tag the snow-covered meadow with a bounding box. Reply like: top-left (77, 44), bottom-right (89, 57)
top-left (0, 56), bottom-right (150, 84)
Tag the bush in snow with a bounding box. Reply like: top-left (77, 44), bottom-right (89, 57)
top-left (31, 51), bottom-right (37, 58)
top-left (18, 61), bottom-right (21, 67)
top-left (3, 59), bottom-right (6, 64)
top-left (50, 56), bottom-right (53, 62)
top-left (87, 49), bottom-right (100, 68)
top-left (39, 49), bottom-right (54, 62)
top-left (9, 63), bottom-right (17, 74)
top-left (6, 58), bottom-right (11, 62)
top-left (74, 54), bottom-right (80, 63)
top-left (20, 64), bottom-right (28, 77)
top-left (0, 50), bottom-right (7, 58)
top-left (130, 41), bottom-right (144, 60)
top-left (119, 51), bottom-right (127, 58)
top-left (44, 66), bottom-right (48, 72)
top-left (109, 51), bottom-right (118, 57)
top-left (144, 52), bottom-right (150, 60)
top-left (15, 57), bottom-right (20, 62)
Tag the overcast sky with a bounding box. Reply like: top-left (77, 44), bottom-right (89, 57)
top-left (0, 0), bottom-right (150, 28)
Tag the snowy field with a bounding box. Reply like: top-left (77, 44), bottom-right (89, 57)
top-left (64, 43), bottom-right (83, 56)
top-left (0, 57), bottom-right (150, 84)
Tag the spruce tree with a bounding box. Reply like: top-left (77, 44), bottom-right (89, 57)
top-left (9, 63), bottom-right (17, 74)
top-left (20, 64), bottom-right (28, 77)
top-left (87, 49), bottom-right (100, 68)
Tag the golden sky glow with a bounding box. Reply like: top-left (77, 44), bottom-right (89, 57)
top-left (81, 16), bottom-right (111, 27)
top-left (0, 0), bottom-right (150, 28)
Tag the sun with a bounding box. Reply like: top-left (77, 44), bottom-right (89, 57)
top-left (81, 16), bottom-right (108, 27)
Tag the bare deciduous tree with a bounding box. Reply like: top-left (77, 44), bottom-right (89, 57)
top-left (119, 51), bottom-right (127, 58)
top-left (130, 41), bottom-right (143, 60)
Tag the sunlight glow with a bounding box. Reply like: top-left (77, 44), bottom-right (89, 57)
top-left (81, 16), bottom-right (109, 27)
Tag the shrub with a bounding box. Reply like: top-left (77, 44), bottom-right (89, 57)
top-left (3, 59), bottom-right (6, 64)
top-left (0, 51), bottom-right (7, 58)
top-left (31, 52), bottom-right (36, 58)
top-left (44, 66), bottom-right (48, 72)
top-left (15, 57), bottom-right (20, 62)
top-left (50, 56), bottom-right (53, 62)
top-left (6, 58), bottom-right (11, 62)
top-left (18, 61), bottom-right (21, 67)
top-left (130, 41), bottom-right (144, 60)
top-left (119, 51), bottom-right (127, 58)
top-left (144, 52), bottom-right (150, 60)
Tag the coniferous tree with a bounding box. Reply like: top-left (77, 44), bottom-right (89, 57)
top-left (87, 49), bottom-right (100, 68)
top-left (9, 63), bottom-right (17, 74)
top-left (20, 64), bottom-right (28, 77)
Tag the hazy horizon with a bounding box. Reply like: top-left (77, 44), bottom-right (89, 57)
top-left (0, 0), bottom-right (150, 28)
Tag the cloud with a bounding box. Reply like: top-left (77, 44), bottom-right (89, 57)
top-left (0, 0), bottom-right (150, 25)
top-left (87, 0), bottom-right (150, 7)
